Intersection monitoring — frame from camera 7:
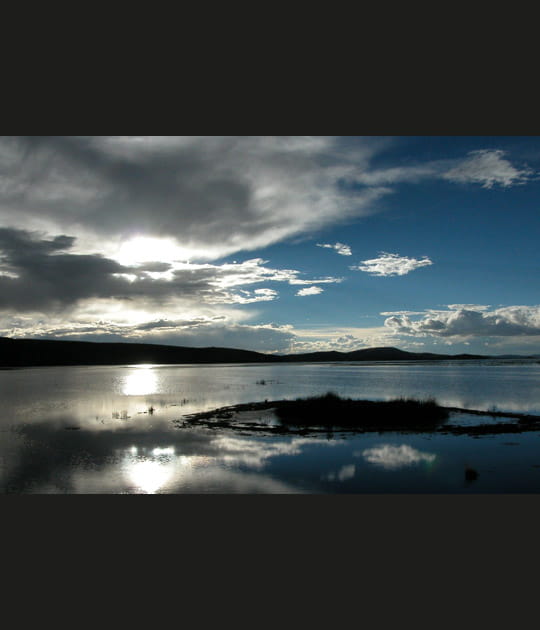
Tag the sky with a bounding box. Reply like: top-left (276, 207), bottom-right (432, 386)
top-left (1, 135), bottom-right (539, 356)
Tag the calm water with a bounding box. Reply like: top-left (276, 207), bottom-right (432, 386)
top-left (1, 360), bottom-right (540, 493)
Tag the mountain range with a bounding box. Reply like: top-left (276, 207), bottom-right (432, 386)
top-left (1, 336), bottom-right (529, 368)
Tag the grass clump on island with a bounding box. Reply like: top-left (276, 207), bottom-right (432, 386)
top-left (181, 392), bottom-right (450, 433)
top-left (179, 392), bottom-right (540, 435)
top-left (273, 392), bottom-right (449, 431)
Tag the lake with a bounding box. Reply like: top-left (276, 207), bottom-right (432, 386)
top-left (1, 360), bottom-right (540, 493)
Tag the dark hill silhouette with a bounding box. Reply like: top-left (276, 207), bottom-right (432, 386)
top-left (0, 337), bottom-right (280, 367)
top-left (0, 336), bottom-right (494, 368)
top-left (277, 346), bottom-right (486, 362)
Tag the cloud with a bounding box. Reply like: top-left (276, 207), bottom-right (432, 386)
top-left (316, 242), bottom-right (352, 256)
top-left (288, 326), bottom-right (400, 353)
top-left (0, 136), bottom-right (390, 262)
top-left (380, 310), bottom-right (434, 317)
top-left (1, 140), bottom-right (533, 270)
top-left (384, 305), bottom-right (540, 338)
top-left (353, 164), bottom-right (440, 186)
top-left (288, 276), bottom-right (343, 286)
top-left (350, 252), bottom-right (433, 277)
top-left (4, 420), bottom-right (307, 493)
top-left (351, 149), bottom-right (534, 190)
top-left (296, 286), bottom-right (324, 297)
top-left (6, 317), bottom-right (297, 353)
top-left (442, 149), bottom-right (534, 188)
top-left (0, 228), bottom-right (348, 353)
top-left (0, 228), bottom-right (342, 312)
top-left (446, 304), bottom-right (491, 312)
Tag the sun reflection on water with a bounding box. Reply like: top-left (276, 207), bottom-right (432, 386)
top-left (121, 446), bottom-right (213, 493)
top-left (122, 366), bottom-right (158, 396)
top-left (127, 459), bottom-right (176, 494)
top-left (123, 445), bottom-right (179, 493)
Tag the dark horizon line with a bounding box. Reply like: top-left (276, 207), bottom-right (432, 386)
top-left (1, 335), bottom-right (538, 368)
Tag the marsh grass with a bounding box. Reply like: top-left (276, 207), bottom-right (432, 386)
top-left (182, 393), bottom-right (540, 435)
top-left (273, 392), bottom-right (449, 430)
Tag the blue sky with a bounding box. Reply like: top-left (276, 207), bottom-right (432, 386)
top-left (0, 136), bottom-right (539, 355)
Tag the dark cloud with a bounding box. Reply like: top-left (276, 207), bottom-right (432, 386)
top-left (0, 227), bottom-right (129, 310)
top-left (0, 136), bottom-right (387, 260)
top-left (0, 227), bottom-right (219, 310)
top-left (0, 227), bottom-right (332, 313)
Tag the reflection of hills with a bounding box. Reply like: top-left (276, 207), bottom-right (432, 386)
top-left (0, 336), bottom-right (496, 368)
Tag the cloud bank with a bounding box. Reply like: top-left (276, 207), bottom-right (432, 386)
top-left (384, 305), bottom-right (540, 338)
top-left (0, 136), bottom-right (389, 262)
top-left (0, 228), bottom-right (344, 313)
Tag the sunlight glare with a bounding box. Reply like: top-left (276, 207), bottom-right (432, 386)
top-left (116, 236), bottom-right (195, 266)
top-left (122, 366), bottom-right (158, 396)
top-left (127, 460), bottom-right (175, 494)
top-left (124, 451), bottom-right (198, 494)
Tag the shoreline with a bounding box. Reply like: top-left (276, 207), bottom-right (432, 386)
top-left (176, 397), bottom-right (540, 437)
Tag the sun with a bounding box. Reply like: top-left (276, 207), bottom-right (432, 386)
top-left (115, 236), bottom-right (192, 266)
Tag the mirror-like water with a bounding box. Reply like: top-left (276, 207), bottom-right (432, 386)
top-left (1, 360), bottom-right (540, 493)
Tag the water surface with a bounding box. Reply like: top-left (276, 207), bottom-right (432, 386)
top-left (1, 360), bottom-right (539, 493)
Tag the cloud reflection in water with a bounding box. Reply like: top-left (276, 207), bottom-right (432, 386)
top-left (360, 444), bottom-right (436, 470)
top-left (325, 464), bottom-right (356, 482)
top-left (213, 435), bottom-right (339, 470)
top-left (2, 417), bottom-right (311, 493)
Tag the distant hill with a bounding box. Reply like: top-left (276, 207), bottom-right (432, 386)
top-left (0, 336), bottom-right (498, 368)
top-left (0, 337), bottom-right (280, 368)
top-left (278, 346), bottom-right (487, 362)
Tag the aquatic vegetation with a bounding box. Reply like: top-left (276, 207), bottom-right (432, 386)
top-left (180, 393), bottom-right (540, 436)
top-left (181, 392), bottom-right (450, 433)
top-left (112, 410), bottom-right (130, 420)
top-left (273, 392), bottom-right (449, 430)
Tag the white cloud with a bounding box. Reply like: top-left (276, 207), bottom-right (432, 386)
top-left (353, 164), bottom-right (440, 186)
top-left (351, 149), bottom-right (535, 190)
top-left (384, 305), bottom-right (540, 339)
top-left (446, 304), bottom-right (491, 312)
top-left (380, 310), bottom-right (433, 316)
top-left (288, 276), bottom-right (343, 286)
top-left (351, 252), bottom-right (433, 277)
top-left (208, 288), bottom-right (279, 304)
top-left (316, 242), bottom-right (352, 256)
top-left (4, 316), bottom-right (297, 354)
top-left (442, 149), bottom-right (534, 188)
top-left (288, 326), bottom-right (400, 353)
top-left (296, 286), bottom-right (324, 297)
